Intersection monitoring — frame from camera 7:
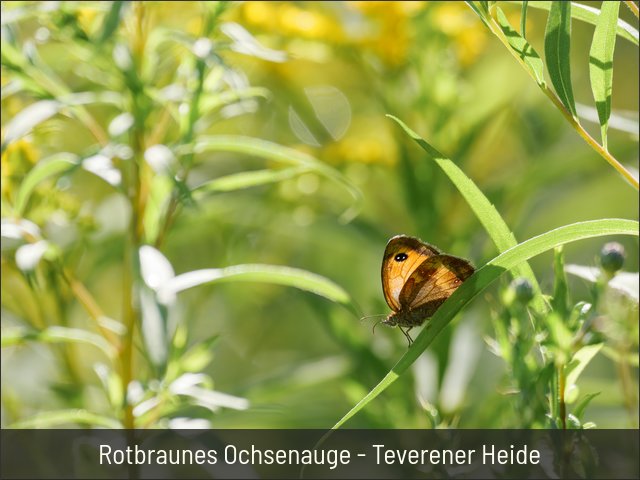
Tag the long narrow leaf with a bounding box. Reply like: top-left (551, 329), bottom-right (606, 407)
top-left (1, 326), bottom-right (116, 358)
top-left (589, 1), bottom-right (620, 149)
top-left (504, 1), bottom-right (638, 46)
top-left (158, 264), bottom-right (358, 314)
top-left (187, 135), bottom-right (362, 222)
top-left (1, 100), bottom-right (62, 153)
top-left (496, 7), bottom-right (545, 86)
top-left (192, 167), bottom-right (309, 196)
top-left (9, 409), bottom-right (121, 428)
top-left (388, 115), bottom-right (547, 313)
top-left (327, 218), bottom-right (638, 432)
top-left (545, 1), bottom-right (577, 117)
top-left (14, 153), bottom-right (78, 215)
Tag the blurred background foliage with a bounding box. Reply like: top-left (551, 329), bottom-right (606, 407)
top-left (1, 1), bottom-right (638, 429)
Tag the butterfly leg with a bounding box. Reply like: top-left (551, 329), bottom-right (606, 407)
top-left (398, 326), bottom-right (414, 347)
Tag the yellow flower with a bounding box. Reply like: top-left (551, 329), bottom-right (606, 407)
top-left (324, 117), bottom-right (397, 166)
top-left (431, 3), bottom-right (487, 66)
top-left (1, 139), bottom-right (39, 200)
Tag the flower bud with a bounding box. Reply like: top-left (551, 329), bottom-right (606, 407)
top-left (511, 278), bottom-right (534, 304)
top-left (599, 242), bottom-right (625, 274)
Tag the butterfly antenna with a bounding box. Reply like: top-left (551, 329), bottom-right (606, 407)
top-left (360, 314), bottom-right (386, 323)
top-left (371, 319), bottom-right (383, 335)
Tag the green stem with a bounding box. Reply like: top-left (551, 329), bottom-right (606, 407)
top-left (624, 0), bottom-right (639, 18)
top-left (558, 364), bottom-right (566, 429)
top-left (481, 5), bottom-right (638, 190)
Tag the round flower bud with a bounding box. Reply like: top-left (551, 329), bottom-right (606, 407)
top-left (599, 242), bottom-right (625, 274)
top-left (511, 278), bottom-right (534, 304)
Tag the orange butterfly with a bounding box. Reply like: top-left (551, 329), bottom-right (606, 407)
top-left (381, 235), bottom-right (475, 345)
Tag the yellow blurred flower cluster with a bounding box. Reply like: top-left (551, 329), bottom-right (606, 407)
top-left (240, 2), bottom-right (345, 42)
top-left (323, 116), bottom-right (398, 166)
top-left (430, 2), bottom-right (488, 66)
top-left (1, 139), bottom-right (38, 200)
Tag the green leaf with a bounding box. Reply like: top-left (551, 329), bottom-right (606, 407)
top-left (142, 174), bottom-right (173, 244)
top-left (14, 153), bottom-right (78, 216)
top-left (495, 6), bottom-right (545, 86)
top-left (465, 1), bottom-right (491, 27)
top-left (388, 115), bottom-right (546, 314)
top-left (565, 343), bottom-right (604, 398)
top-left (327, 218), bottom-right (638, 432)
top-left (98, 1), bottom-right (127, 43)
top-left (192, 167), bottom-right (309, 196)
top-left (9, 409), bottom-right (121, 428)
top-left (573, 392), bottom-right (600, 420)
top-left (589, 1), bottom-right (620, 149)
top-left (504, 1), bottom-right (638, 46)
top-left (545, 1), bottom-right (577, 117)
top-left (1, 100), bottom-right (62, 153)
top-left (552, 246), bottom-right (569, 316)
top-left (520, 1), bottom-right (529, 37)
top-left (1, 326), bottom-right (115, 358)
top-left (187, 135), bottom-right (362, 223)
top-left (180, 336), bottom-right (220, 373)
top-left (158, 264), bottom-right (358, 314)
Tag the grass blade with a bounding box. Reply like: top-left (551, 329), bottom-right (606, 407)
top-left (545, 1), bottom-right (577, 117)
top-left (589, 1), bottom-right (620, 150)
top-left (329, 218), bottom-right (638, 431)
top-left (388, 115), bottom-right (546, 313)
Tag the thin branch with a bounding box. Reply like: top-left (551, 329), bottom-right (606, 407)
top-left (482, 7), bottom-right (638, 190)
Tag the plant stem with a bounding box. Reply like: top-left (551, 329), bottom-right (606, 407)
top-left (558, 364), bottom-right (567, 429)
top-left (482, 6), bottom-right (639, 190)
top-left (624, 0), bottom-right (639, 18)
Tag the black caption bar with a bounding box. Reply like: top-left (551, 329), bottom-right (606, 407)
top-left (1, 429), bottom-right (638, 479)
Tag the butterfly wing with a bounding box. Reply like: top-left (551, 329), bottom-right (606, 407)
top-left (399, 254), bottom-right (475, 310)
top-left (381, 235), bottom-right (441, 312)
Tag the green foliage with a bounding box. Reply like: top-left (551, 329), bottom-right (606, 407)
top-left (468, 0), bottom-right (638, 189)
top-left (1, 1), bottom-right (637, 431)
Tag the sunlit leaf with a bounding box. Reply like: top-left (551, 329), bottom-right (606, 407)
top-left (158, 263), bottom-right (356, 313)
top-left (15, 240), bottom-right (50, 271)
top-left (589, 1), bottom-right (620, 149)
top-left (388, 115), bottom-right (547, 313)
top-left (1, 100), bottom-right (61, 153)
top-left (565, 264), bottom-right (639, 301)
top-left (139, 245), bottom-right (175, 291)
top-left (504, 1), bottom-right (638, 46)
top-left (188, 135), bottom-right (362, 223)
top-left (98, 1), bottom-right (127, 43)
top-left (495, 6), bottom-right (545, 86)
top-left (221, 22), bottom-right (286, 62)
top-left (9, 409), bottom-right (121, 428)
top-left (565, 344), bottom-right (604, 402)
top-left (193, 167), bottom-right (309, 195)
top-left (545, 1), bottom-right (577, 117)
top-left (1, 326), bottom-right (115, 358)
top-left (573, 392), bottom-right (600, 420)
top-left (14, 153), bottom-right (78, 215)
top-left (327, 218), bottom-right (638, 432)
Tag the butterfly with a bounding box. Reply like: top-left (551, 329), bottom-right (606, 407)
top-left (381, 235), bottom-right (475, 345)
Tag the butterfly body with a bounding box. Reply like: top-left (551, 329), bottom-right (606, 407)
top-left (381, 235), bottom-right (474, 337)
